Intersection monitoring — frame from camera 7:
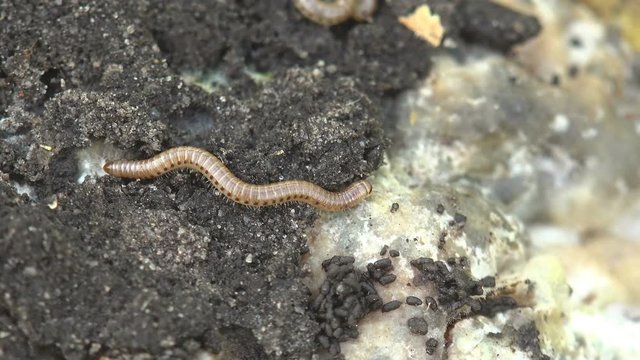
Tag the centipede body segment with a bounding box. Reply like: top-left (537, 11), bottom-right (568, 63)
top-left (103, 146), bottom-right (372, 212)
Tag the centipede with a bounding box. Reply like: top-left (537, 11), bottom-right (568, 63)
top-left (292, 0), bottom-right (377, 26)
top-left (103, 146), bottom-right (372, 212)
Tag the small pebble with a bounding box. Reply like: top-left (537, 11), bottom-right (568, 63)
top-left (379, 245), bottom-right (389, 256)
top-left (425, 338), bottom-right (438, 355)
top-left (453, 212), bottom-right (467, 225)
top-left (480, 276), bottom-right (496, 287)
top-left (389, 249), bottom-right (400, 257)
top-left (381, 300), bottom-right (402, 312)
top-left (436, 204), bottom-right (445, 214)
top-left (406, 296), bottom-right (423, 306)
top-left (407, 317), bottom-right (428, 335)
top-left (425, 297), bottom-right (438, 311)
top-left (390, 202), bottom-right (400, 213)
top-left (378, 274), bottom-right (397, 285)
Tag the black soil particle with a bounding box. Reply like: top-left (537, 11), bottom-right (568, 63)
top-left (373, 258), bottom-right (393, 270)
top-left (406, 296), bottom-right (423, 306)
top-left (453, 212), bottom-right (467, 227)
top-left (425, 337), bottom-right (438, 355)
top-left (488, 321), bottom-right (551, 360)
top-left (480, 276), bottom-right (497, 288)
top-left (381, 300), bottom-right (402, 313)
top-left (424, 296), bottom-right (438, 311)
top-left (514, 322), bottom-right (551, 360)
top-left (390, 202), bottom-right (400, 213)
top-left (407, 317), bottom-right (429, 335)
top-left (378, 274), bottom-right (397, 285)
top-left (438, 231), bottom-right (448, 249)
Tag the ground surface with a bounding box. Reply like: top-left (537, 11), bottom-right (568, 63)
top-left (0, 1), bottom-right (540, 358)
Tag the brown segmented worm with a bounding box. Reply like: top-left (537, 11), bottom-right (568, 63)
top-left (103, 146), bottom-right (372, 212)
top-left (293, 0), bottom-right (377, 26)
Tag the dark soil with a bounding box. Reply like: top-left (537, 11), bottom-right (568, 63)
top-left (0, 0), bottom-right (540, 358)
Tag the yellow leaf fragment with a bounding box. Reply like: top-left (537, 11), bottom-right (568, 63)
top-left (399, 5), bottom-right (444, 47)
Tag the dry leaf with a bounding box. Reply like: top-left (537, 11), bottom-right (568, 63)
top-left (399, 5), bottom-right (444, 47)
